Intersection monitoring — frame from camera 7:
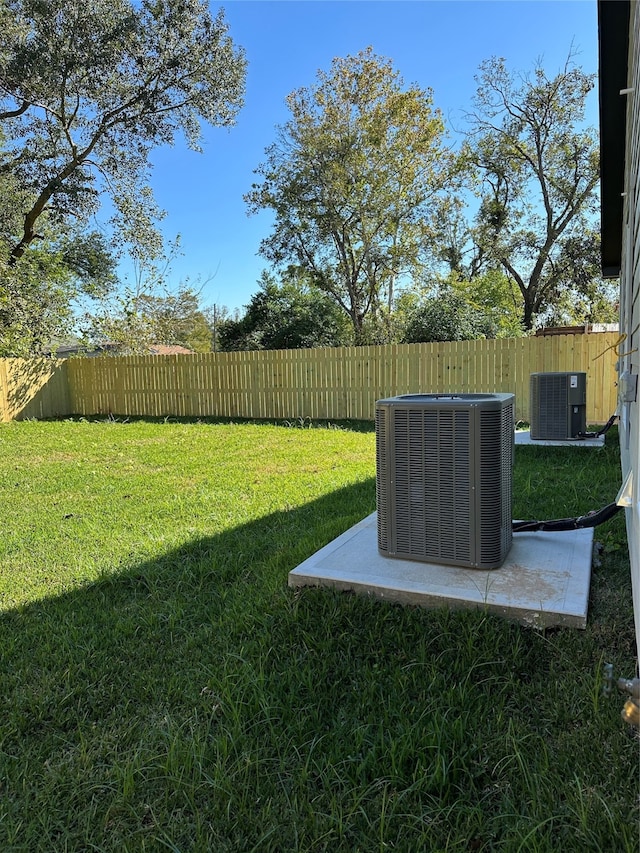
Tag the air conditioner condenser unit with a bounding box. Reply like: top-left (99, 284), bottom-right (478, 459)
top-left (530, 372), bottom-right (587, 440)
top-left (375, 393), bottom-right (514, 570)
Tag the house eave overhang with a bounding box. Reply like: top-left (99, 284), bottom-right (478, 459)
top-left (598, 0), bottom-right (631, 279)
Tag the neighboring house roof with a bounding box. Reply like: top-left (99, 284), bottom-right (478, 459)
top-left (43, 342), bottom-right (120, 358)
top-left (534, 324), bottom-right (619, 336)
top-left (44, 342), bottom-right (195, 358)
top-left (148, 345), bottom-right (194, 355)
top-left (598, 0), bottom-right (631, 278)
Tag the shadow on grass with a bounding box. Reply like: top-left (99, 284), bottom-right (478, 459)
top-left (0, 479), bottom-right (375, 849)
top-left (0, 472), bottom-right (637, 852)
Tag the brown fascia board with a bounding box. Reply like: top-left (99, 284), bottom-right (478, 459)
top-left (598, 0), bottom-right (630, 278)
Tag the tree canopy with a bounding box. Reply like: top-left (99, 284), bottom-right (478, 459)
top-left (0, 149), bottom-right (117, 356)
top-left (462, 55), bottom-right (600, 329)
top-left (245, 47), bottom-right (459, 344)
top-left (218, 271), bottom-right (351, 351)
top-left (400, 287), bottom-right (500, 344)
top-left (84, 282), bottom-right (213, 354)
top-left (0, 0), bottom-right (246, 264)
top-left (0, 0), bottom-right (246, 355)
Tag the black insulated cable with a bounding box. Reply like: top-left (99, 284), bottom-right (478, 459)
top-left (578, 413), bottom-right (618, 439)
top-left (512, 502), bottom-right (623, 533)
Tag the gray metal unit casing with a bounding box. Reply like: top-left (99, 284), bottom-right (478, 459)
top-left (530, 372), bottom-right (587, 440)
top-left (375, 393), bottom-right (514, 570)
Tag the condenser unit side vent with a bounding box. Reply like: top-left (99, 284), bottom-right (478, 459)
top-left (479, 405), bottom-right (514, 566)
top-left (376, 393), bottom-right (514, 570)
top-left (375, 405), bottom-right (389, 553)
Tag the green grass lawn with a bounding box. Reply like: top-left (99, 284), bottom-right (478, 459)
top-left (0, 417), bottom-right (636, 852)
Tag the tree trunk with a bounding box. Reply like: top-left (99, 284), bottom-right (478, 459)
top-left (351, 308), bottom-right (366, 345)
top-left (522, 298), bottom-right (535, 331)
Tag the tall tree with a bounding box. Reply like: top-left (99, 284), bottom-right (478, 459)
top-left (0, 0), bottom-right (246, 265)
top-left (245, 48), bottom-right (459, 344)
top-left (464, 55), bottom-right (599, 329)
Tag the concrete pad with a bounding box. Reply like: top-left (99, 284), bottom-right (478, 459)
top-left (515, 430), bottom-right (604, 448)
top-left (289, 512), bottom-right (594, 629)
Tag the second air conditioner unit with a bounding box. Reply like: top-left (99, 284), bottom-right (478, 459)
top-left (375, 393), bottom-right (514, 569)
top-left (530, 372), bottom-right (587, 440)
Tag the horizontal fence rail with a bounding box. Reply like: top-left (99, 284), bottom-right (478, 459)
top-left (0, 333), bottom-right (621, 425)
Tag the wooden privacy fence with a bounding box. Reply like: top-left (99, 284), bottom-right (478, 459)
top-left (0, 357), bottom-right (71, 422)
top-left (0, 333), bottom-right (621, 424)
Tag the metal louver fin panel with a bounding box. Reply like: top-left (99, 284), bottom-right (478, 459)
top-left (376, 393), bottom-right (514, 570)
top-left (530, 372), bottom-right (587, 440)
top-left (375, 406), bottom-right (388, 553)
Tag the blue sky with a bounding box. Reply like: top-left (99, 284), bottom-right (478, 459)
top-left (126, 0), bottom-right (600, 314)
